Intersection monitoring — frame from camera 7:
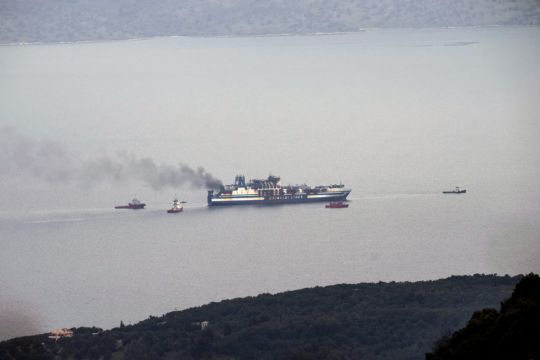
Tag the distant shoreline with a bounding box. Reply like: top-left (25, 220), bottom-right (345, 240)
top-left (1, 24), bottom-right (537, 47)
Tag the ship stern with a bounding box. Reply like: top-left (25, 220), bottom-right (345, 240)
top-left (207, 190), bottom-right (214, 206)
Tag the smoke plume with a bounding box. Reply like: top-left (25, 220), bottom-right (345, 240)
top-left (0, 302), bottom-right (43, 341)
top-left (0, 127), bottom-right (223, 190)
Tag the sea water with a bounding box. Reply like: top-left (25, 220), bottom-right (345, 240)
top-left (1, 27), bottom-right (539, 339)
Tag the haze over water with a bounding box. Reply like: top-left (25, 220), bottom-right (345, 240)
top-left (1, 27), bottom-right (539, 339)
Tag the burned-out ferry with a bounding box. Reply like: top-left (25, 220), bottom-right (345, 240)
top-left (207, 175), bottom-right (351, 206)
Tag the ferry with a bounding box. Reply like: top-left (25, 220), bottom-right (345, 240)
top-left (207, 175), bottom-right (351, 206)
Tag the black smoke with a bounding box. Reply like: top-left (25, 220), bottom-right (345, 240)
top-left (0, 302), bottom-right (43, 341)
top-left (0, 127), bottom-right (222, 190)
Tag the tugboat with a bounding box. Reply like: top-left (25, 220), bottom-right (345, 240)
top-left (114, 198), bottom-right (146, 209)
top-left (208, 175), bottom-right (351, 206)
top-left (443, 186), bottom-right (467, 194)
top-left (167, 198), bottom-right (184, 213)
top-left (325, 201), bottom-right (349, 208)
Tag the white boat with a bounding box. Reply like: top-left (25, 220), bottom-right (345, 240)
top-left (167, 198), bottom-right (184, 213)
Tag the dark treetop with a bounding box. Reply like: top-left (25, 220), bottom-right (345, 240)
top-left (0, 274), bottom-right (520, 360)
top-left (427, 273), bottom-right (540, 360)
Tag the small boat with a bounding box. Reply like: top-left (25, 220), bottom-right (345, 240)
top-left (167, 198), bottom-right (185, 213)
top-left (443, 187), bottom-right (467, 194)
top-left (325, 201), bottom-right (349, 208)
top-left (115, 198), bottom-right (146, 209)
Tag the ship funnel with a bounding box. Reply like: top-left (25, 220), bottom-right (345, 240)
top-left (235, 175), bottom-right (246, 187)
top-left (268, 175), bottom-right (280, 185)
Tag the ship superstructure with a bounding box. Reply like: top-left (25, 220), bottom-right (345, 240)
top-left (443, 186), bottom-right (467, 194)
top-left (207, 175), bottom-right (350, 206)
top-left (167, 198), bottom-right (184, 213)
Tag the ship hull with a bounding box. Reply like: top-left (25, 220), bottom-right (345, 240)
top-left (326, 202), bottom-right (349, 208)
top-left (114, 204), bottom-right (146, 209)
top-left (208, 191), bottom-right (350, 206)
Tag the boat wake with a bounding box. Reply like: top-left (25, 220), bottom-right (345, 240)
top-left (353, 193), bottom-right (440, 201)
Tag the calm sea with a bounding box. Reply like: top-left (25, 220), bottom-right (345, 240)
top-left (1, 27), bottom-right (539, 339)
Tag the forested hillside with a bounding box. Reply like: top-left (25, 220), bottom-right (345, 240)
top-left (0, 274), bottom-right (520, 359)
top-left (1, 0), bottom-right (539, 43)
top-left (427, 273), bottom-right (540, 360)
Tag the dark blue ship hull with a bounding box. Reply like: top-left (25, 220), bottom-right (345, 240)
top-left (207, 191), bottom-right (350, 206)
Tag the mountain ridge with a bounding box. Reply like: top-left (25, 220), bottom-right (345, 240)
top-left (1, 0), bottom-right (539, 44)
